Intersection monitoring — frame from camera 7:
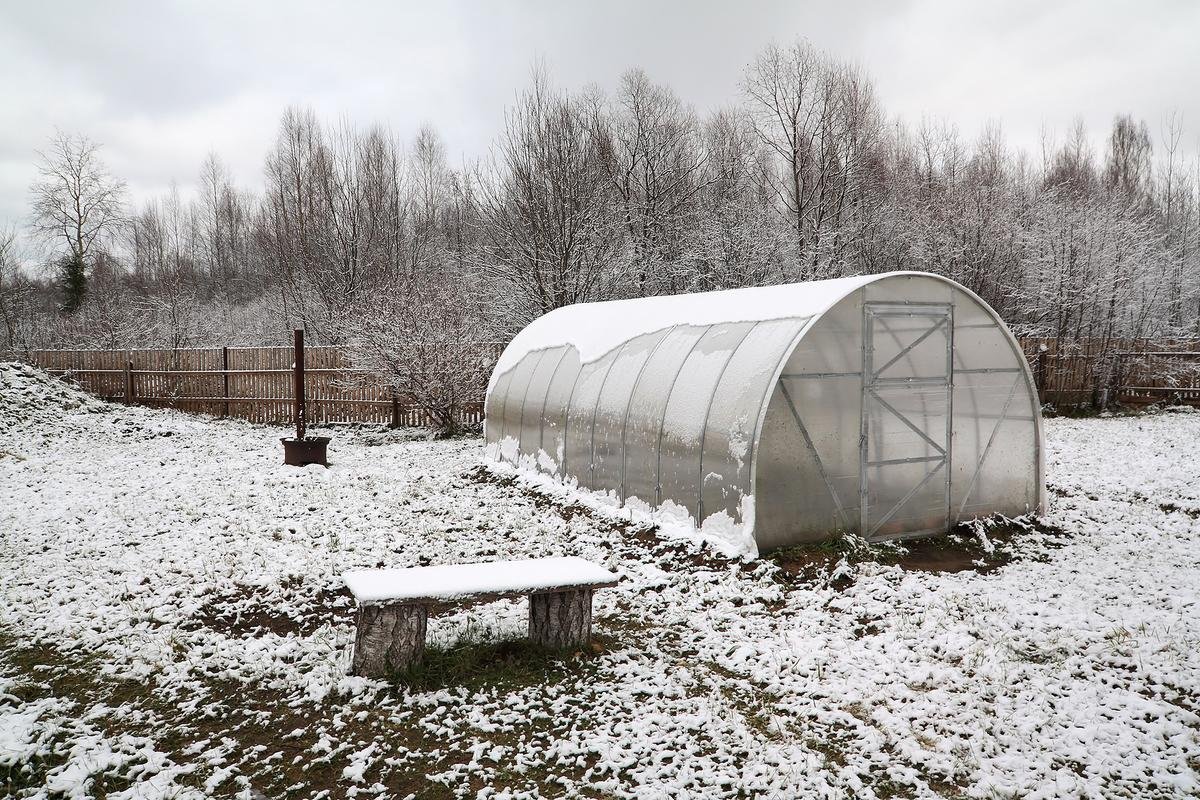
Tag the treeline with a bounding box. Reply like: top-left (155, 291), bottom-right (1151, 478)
top-left (2, 40), bottom-right (1198, 399)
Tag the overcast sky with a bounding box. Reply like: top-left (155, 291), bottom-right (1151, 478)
top-left (2, 0), bottom-right (1198, 235)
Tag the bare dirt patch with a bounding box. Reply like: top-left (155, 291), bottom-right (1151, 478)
top-left (190, 583), bottom-right (355, 637)
top-left (771, 516), bottom-right (1069, 586)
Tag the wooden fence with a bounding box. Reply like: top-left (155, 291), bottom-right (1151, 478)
top-left (7, 337), bottom-right (1200, 427)
top-left (16, 344), bottom-right (505, 427)
top-left (1021, 338), bottom-right (1200, 408)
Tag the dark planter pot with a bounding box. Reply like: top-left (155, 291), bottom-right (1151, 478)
top-left (282, 436), bottom-right (330, 467)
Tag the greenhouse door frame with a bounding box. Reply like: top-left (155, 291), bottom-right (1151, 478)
top-left (860, 302), bottom-right (954, 540)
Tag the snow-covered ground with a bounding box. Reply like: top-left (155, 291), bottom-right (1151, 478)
top-left (1, 362), bottom-right (1198, 799)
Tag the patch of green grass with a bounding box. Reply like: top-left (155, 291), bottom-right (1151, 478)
top-left (769, 529), bottom-right (907, 570)
top-left (392, 634), bottom-right (609, 691)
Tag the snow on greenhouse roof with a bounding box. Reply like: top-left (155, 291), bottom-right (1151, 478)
top-left (492, 272), bottom-right (904, 382)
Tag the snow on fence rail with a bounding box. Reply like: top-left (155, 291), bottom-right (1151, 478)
top-left (6, 343), bottom-right (505, 427)
top-left (4, 338), bottom-right (1199, 426)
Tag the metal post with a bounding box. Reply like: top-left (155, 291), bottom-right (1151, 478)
top-left (124, 359), bottom-right (134, 405)
top-left (293, 328), bottom-right (306, 441)
top-left (944, 307), bottom-right (955, 532)
top-left (859, 307), bottom-right (872, 537)
top-left (221, 346), bottom-right (230, 418)
top-left (1034, 341), bottom-right (1047, 403)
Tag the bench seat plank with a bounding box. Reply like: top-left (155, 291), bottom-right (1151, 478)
top-left (344, 556), bottom-right (618, 605)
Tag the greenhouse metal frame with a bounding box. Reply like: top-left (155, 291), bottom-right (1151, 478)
top-left (485, 271), bottom-right (1045, 553)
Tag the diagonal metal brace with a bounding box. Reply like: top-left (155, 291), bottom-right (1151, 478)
top-left (868, 457), bottom-right (946, 538)
top-left (872, 316), bottom-right (949, 380)
top-left (780, 379), bottom-right (851, 530)
top-left (955, 373), bottom-right (1022, 520)
top-left (868, 388), bottom-right (946, 455)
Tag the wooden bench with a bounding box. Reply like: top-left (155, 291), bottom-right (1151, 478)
top-left (343, 556), bottom-right (619, 677)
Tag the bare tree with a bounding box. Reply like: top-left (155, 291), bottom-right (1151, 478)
top-left (741, 39), bottom-right (882, 276)
top-left (198, 153), bottom-right (254, 301)
top-left (1104, 114), bottom-right (1153, 201)
top-left (1046, 118), bottom-right (1099, 196)
top-left (29, 130), bottom-right (126, 311)
top-left (1157, 111), bottom-right (1186, 327)
top-left (689, 108), bottom-right (780, 290)
top-left (344, 277), bottom-right (494, 436)
top-left (473, 67), bottom-right (620, 329)
top-left (600, 68), bottom-right (710, 294)
top-left (0, 229), bottom-right (33, 352)
top-left (407, 124), bottom-right (453, 277)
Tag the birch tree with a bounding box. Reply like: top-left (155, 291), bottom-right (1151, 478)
top-left (29, 131), bottom-right (126, 312)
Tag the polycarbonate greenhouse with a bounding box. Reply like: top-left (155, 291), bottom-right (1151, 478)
top-left (484, 271), bottom-right (1045, 554)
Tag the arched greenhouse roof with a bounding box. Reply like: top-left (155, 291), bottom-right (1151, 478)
top-left (488, 273), bottom-right (881, 393)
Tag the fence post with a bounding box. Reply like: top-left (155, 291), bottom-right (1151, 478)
top-left (1033, 340), bottom-right (1048, 404)
top-left (390, 390), bottom-right (401, 429)
top-left (293, 329), bottom-right (306, 441)
top-left (1106, 350), bottom-right (1122, 410)
top-left (124, 359), bottom-right (134, 405)
top-left (222, 346), bottom-right (230, 418)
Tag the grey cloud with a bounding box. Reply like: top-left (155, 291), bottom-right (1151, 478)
top-left (1, 0), bottom-right (1197, 232)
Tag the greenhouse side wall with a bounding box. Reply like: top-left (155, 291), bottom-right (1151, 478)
top-left (484, 317), bottom-right (810, 549)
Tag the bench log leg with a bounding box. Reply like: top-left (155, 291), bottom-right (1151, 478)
top-left (528, 588), bottom-right (593, 649)
top-left (351, 603), bottom-right (427, 677)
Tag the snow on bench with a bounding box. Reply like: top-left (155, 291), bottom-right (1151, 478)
top-left (343, 556), bottom-right (619, 677)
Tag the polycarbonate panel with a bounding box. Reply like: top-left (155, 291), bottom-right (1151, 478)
top-left (621, 326), bottom-right (709, 506)
top-left (864, 274), bottom-right (953, 306)
top-left (785, 294), bottom-right (862, 376)
top-left (485, 367), bottom-right (515, 459)
top-left (953, 326), bottom-right (1024, 371)
top-left (782, 373), bottom-right (862, 528)
top-left (494, 352), bottom-right (540, 463)
top-left (658, 323), bottom-right (755, 522)
top-left (518, 347), bottom-right (568, 467)
top-left (589, 330), bottom-right (671, 494)
top-left (540, 349), bottom-right (582, 475)
top-left (512, 349), bottom-right (551, 457)
top-left (952, 295), bottom-right (1025, 373)
top-left (563, 347), bottom-right (623, 484)
top-left (866, 305), bottom-right (951, 378)
top-left (863, 383), bottom-right (950, 537)
top-left (951, 363), bottom-right (1040, 520)
top-left (967, 379), bottom-right (1039, 517)
top-left (754, 297), bottom-right (864, 549)
top-left (699, 318), bottom-right (807, 525)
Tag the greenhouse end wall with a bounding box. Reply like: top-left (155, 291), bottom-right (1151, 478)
top-left (484, 272), bottom-right (1044, 554)
top-left (753, 275), bottom-right (1043, 550)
